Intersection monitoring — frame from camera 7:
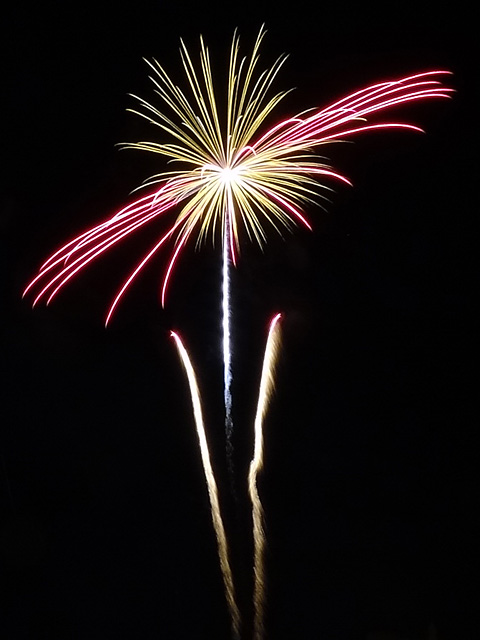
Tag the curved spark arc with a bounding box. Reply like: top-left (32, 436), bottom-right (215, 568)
top-left (249, 312), bottom-right (282, 640)
top-left (170, 331), bottom-right (241, 639)
top-left (105, 217), bottom-right (184, 327)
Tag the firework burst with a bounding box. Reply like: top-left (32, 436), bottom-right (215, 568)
top-left (23, 27), bottom-right (452, 323)
top-left (24, 26), bottom-right (452, 640)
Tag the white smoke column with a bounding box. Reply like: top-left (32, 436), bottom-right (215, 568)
top-left (171, 331), bottom-right (241, 639)
top-left (249, 312), bottom-right (282, 640)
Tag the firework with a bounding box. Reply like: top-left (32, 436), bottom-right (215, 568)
top-left (23, 29), bottom-right (452, 459)
top-left (170, 331), bottom-right (241, 638)
top-left (249, 312), bottom-right (282, 639)
top-left (23, 29), bottom-right (452, 322)
top-left (23, 31), bottom-right (452, 470)
top-left (23, 27), bottom-right (452, 640)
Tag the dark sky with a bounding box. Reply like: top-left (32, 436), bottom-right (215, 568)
top-left (1, 2), bottom-right (475, 639)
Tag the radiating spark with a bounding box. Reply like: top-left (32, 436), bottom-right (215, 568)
top-left (248, 312), bottom-right (282, 640)
top-left (23, 28), bottom-right (452, 325)
top-left (170, 331), bottom-right (241, 639)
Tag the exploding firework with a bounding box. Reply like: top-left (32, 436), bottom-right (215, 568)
top-left (23, 26), bottom-right (452, 640)
top-left (23, 28), bottom-right (452, 322)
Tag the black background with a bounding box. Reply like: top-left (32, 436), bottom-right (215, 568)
top-left (1, 2), bottom-right (476, 639)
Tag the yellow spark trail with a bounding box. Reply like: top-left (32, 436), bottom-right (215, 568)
top-left (170, 331), bottom-right (241, 639)
top-left (248, 313), bottom-right (282, 639)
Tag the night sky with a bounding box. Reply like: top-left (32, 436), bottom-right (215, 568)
top-left (1, 2), bottom-right (476, 639)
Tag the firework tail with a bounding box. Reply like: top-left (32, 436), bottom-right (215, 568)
top-left (223, 210), bottom-right (235, 490)
top-left (171, 331), bottom-right (241, 639)
top-left (249, 313), bottom-right (282, 640)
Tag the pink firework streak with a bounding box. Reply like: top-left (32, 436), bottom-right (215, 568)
top-left (24, 70), bottom-right (453, 324)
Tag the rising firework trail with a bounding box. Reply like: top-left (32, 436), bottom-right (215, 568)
top-left (170, 330), bottom-right (241, 638)
top-left (223, 209), bottom-right (234, 487)
top-left (249, 312), bottom-right (282, 640)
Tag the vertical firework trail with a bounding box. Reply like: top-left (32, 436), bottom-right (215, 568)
top-left (223, 211), bottom-right (235, 487)
top-left (170, 331), bottom-right (241, 639)
top-left (249, 313), bottom-right (282, 640)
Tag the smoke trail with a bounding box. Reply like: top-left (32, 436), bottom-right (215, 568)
top-left (248, 313), bottom-right (282, 640)
top-left (171, 331), bottom-right (241, 639)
